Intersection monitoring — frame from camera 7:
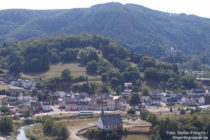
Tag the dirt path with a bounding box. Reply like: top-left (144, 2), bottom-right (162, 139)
top-left (70, 122), bottom-right (96, 140)
top-left (62, 119), bottom-right (96, 140)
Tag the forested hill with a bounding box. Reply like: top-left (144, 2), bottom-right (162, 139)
top-left (0, 34), bottom-right (198, 91)
top-left (1, 2), bottom-right (210, 59)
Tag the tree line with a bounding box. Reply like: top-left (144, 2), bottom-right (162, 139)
top-left (0, 34), bottom-right (200, 92)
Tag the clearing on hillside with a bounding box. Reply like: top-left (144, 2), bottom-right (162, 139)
top-left (22, 63), bottom-right (86, 80)
top-left (22, 63), bottom-right (101, 83)
top-left (43, 63), bottom-right (86, 78)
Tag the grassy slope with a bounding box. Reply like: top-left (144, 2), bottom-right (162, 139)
top-left (25, 124), bottom-right (54, 140)
top-left (25, 118), bottom-right (96, 140)
top-left (21, 62), bottom-right (101, 82)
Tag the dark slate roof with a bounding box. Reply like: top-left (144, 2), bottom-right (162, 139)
top-left (101, 114), bottom-right (122, 126)
top-left (66, 101), bottom-right (89, 105)
top-left (10, 93), bottom-right (19, 97)
top-left (42, 102), bottom-right (50, 105)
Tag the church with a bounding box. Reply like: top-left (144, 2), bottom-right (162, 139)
top-left (97, 109), bottom-right (123, 130)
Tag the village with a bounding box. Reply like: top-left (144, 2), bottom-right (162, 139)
top-left (1, 74), bottom-right (210, 140)
top-left (1, 77), bottom-right (210, 117)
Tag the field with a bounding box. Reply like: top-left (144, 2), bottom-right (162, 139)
top-left (25, 116), bottom-right (153, 140)
top-left (21, 63), bottom-right (101, 83)
top-left (25, 124), bottom-right (53, 140)
top-left (26, 118), bottom-right (96, 140)
top-left (59, 118), bottom-right (96, 140)
top-left (44, 63), bottom-right (86, 78)
top-left (124, 120), bottom-right (151, 134)
top-left (22, 63), bottom-right (86, 80)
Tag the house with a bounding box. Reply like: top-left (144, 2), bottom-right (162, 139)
top-left (96, 99), bottom-right (108, 110)
top-left (31, 101), bottom-right (42, 114)
top-left (205, 96), bottom-right (210, 105)
top-left (17, 93), bottom-right (24, 101)
top-left (55, 91), bottom-right (66, 98)
top-left (198, 97), bottom-right (205, 105)
top-left (97, 109), bottom-right (122, 130)
top-left (121, 88), bottom-right (132, 99)
top-left (17, 104), bottom-right (30, 115)
top-left (65, 101), bottom-right (78, 111)
top-left (150, 89), bottom-right (164, 96)
top-left (10, 81), bottom-right (20, 86)
top-left (58, 98), bottom-right (65, 109)
top-left (188, 89), bottom-right (205, 96)
top-left (20, 79), bottom-right (36, 90)
top-left (151, 97), bottom-right (161, 106)
top-left (0, 95), bottom-right (8, 107)
top-left (77, 101), bottom-right (89, 110)
top-left (107, 99), bottom-right (116, 110)
top-left (160, 93), bottom-right (169, 102)
top-left (41, 102), bottom-right (51, 112)
top-left (180, 96), bottom-right (199, 106)
top-left (9, 93), bottom-right (20, 101)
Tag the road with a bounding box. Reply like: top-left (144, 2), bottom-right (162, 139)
top-left (16, 126), bottom-right (29, 140)
top-left (34, 105), bottom-right (125, 117)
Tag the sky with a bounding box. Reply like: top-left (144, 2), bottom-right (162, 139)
top-left (0, 0), bottom-right (210, 18)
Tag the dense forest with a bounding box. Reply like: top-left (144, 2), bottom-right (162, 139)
top-left (0, 34), bottom-right (200, 93)
top-left (0, 3), bottom-right (210, 69)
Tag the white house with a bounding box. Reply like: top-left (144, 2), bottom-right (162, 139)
top-left (198, 97), bottom-right (205, 105)
top-left (41, 102), bottom-right (51, 112)
top-left (17, 93), bottom-right (24, 101)
top-left (97, 109), bottom-right (122, 130)
top-left (107, 99), bottom-right (116, 110)
top-left (55, 91), bottom-right (66, 98)
top-left (9, 93), bottom-right (19, 101)
top-left (20, 79), bottom-right (36, 90)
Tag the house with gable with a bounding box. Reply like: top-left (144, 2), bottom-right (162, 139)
top-left (97, 109), bottom-right (123, 130)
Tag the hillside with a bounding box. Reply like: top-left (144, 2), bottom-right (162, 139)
top-left (0, 2), bottom-right (210, 60)
top-left (0, 34), bottom-right (197, 92)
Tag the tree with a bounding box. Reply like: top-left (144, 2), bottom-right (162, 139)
top-left (146, 113), bottom-right (158, 125)
top-left (129, 93), bottom-right (140, 106)
top-left (58, 126), bottom-right (69, 140)
top-left (127, 108), bottom-right (135, 114)
top-left (23, 109), bottom-right (32, 118)
top-left (101, 73), bottom-right (108, 83)
top-left (79, 47), bottom-right (98, 64)
top-left (181, 75), bottom-right (196, 89)
top-left (140, 56), bottom-right (156, 69)
top-left (61, 48), bottom-right (79, 62)
top-left (180, 109), bottom-right (186, 115)
top-left (86, 60), bottom-right (97, 73)
top-left (42, 117), bottom-right (54, 135)
top-left (144, 67), bottom-right (160, 81)
top-left (61, 69), bottom-right (71, 81)
top-left (142, 86), bottom-right (149, 96)
top-left (140, 109), bottom-right (149, 120)
top-left (9, 54), bottom-right (24, 74)
top-left (111, 77), bottom-right (120, 88)
top-left (0, 117), bottom-right (13, 134)
top-left (0, 105), bottom-right (10, 115)
top-left (190, 58), bottom-right (201, 70)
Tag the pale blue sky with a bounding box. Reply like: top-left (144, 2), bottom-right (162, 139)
top-left (1, 0), bottom-right (210, 18)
